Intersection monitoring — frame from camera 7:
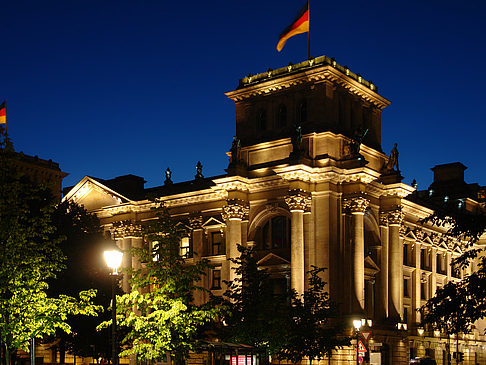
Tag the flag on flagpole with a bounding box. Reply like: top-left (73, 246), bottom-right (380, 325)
top-left (276, 1), bottom-right (309, 52)
top-left (0, 100), bottom-right (6, 124)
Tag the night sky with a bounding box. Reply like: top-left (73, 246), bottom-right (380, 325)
top-left (2, 0), bottom-right (486, 191)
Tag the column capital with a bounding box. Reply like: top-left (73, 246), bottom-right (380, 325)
top-left (222, 199), bottom-right (249, 221)
top-left (188, 215), bottom-right (203, 230)
top-left (285, 189), bottom-right (311, 212)
top-left (379, 211), bottom-right (389, 227)
top-left (344, 196), bottom-right (369, 214)
top-left (387, 208), bottom-right (404, 226)
top-left (110, 220), bottom-right (142, 239)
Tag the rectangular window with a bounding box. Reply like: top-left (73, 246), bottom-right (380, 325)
top-left (180, 236), bottom-right (192, 258)
top-left (421, 282), bottom-right (426, 300)
top-left (404, 306), bottom-right (409, 324)
top-left (211, 231), bottom-right (224, 255)
top-left (403, 245), bottom-right (408, 266)
top-left (212, 269), bottom-right (221, 289)
top-left (404, 278), bottom-right (410, 297)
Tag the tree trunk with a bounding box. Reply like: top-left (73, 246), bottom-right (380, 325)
top-left (4, 345), bottom-right (10, 365)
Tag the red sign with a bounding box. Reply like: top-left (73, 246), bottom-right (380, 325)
top-left (361, 331), bottom-right (371, 341)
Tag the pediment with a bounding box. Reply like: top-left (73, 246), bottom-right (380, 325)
top-left (257, 253), bottom-right (290, 267)
top-left (63, 176), bottom-right (133, 211)
top-left (202, 216), bottom-right (225, 228)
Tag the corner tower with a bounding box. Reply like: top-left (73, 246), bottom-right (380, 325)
top-left (226, 56), bottom-right (390, 154)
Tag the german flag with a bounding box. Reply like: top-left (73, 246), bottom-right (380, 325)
top-left (276, 1), bottom-right (309, 52)
top-left (0, 100), bottom-right (5, 124)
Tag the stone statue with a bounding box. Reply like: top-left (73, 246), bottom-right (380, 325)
top-left (195, 161), bottom-right (204, 179)
top-left (291, 125), bottom-right (303, 152)
top-left (230, 136), bottom-right (241, 164)
top-left (350, 127), bottom-right (368, 155)
top-left (164, 167), bottom-right (173, 185)
top-left (385, 143), bottom-right (399, 171)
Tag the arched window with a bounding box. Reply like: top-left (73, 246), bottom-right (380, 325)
top-left (258, 109), bottom-right (267, 130)
top-left (298, 100), bottom-right (307, 123)
top-left (261, 216), bottom-right (290, 249)
top-left (277, 104), bottom-right (287, 128)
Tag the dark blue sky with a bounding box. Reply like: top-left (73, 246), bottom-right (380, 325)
top-left (3, 0), bottom-right (486, 190)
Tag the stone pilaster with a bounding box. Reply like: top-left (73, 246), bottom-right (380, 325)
top-left (387, 208), bottom-right (404, 321)
top-left (378, 211), bottom-right (389, 319)
top-left (110, 221), bottom-right (142, 293)
top-left (285, 190), bottom-right (311, 296)
top-left (222, 199), bottom-right (249, 283)
top-left (346, 196), bottom-right (369, 313)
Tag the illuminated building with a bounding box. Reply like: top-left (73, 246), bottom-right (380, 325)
top-left (64, 56), bottom-right (486, 365)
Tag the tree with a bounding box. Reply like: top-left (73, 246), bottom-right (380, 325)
top-left (48, 201), bottom-right (112, 362)
top-left (421, 200), bottom-right (486, 364)
top-left (98, 204), bottom-right (219, 364)
top-left (277, 267), bottom-right (349, 365)
top-left (220, 245), bottom-right (291, 357)
top-left (0, 127), bottom-right (101, 365)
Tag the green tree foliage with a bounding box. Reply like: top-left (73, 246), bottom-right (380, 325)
top-left (48, 201), bottom-right (113, 362)
top-left (98, 205), bottom-right (219, 364)
top-left (277, 267), bottom-right (349, 365)
top-left (0, 127), bottom-right (101, 365)
top-left (220, 245), bottom-right (291, 356)
top-left (421, 199), bottom-right (486, 362)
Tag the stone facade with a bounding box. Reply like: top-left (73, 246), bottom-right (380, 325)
top-left (64, 56), bottom-right (486, 365)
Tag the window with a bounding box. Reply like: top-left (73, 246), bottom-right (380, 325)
top-left (298, 100), bottom-right (307, 123)
top-left (211, 269), bottom-right (221, 289)
top-left (403, 245), bottom-right (409, 266)
top-left (277, 104), bottom-right (287, 128)
top-left (403, 306), bottom-right (409, 324)
top-left (262, 216), bottom-right (290, 249)
top-left (180, 236), bottom-right (192, 258)
top-left (404, 278), bottom-right (410, 297)
top-left (211, 231), bottom-right (224, 255)
top-left (421, 282), bottom-right (426, 300)
top-left (258, 109), bottom-right (267, 130)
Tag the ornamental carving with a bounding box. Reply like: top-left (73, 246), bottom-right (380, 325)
top-left (344, 196), bottom-right (369, 214)
top-left (387, 208), bottom-right (404, 226)
top-left (285, 190), bottom-right (311, 212)
top-left (189, 215), bottom-right (203, 229)
top-left (222, 199), bottom-right (249, 221)
top-left (379, 211), bottom-right (388, 227)
top-left (111, 220), bottom-right (142, 239)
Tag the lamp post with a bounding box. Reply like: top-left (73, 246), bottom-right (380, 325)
top-left (353, 319), bottom-right (362, 365)
top-left (104, 248), bottom-right (123, 365)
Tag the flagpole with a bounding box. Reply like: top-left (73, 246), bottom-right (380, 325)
top-left (307, 0), bottom-right (310, 60)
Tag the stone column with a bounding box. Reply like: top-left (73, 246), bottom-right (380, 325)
top-left (377, 212), bottom-right (389, 319)
top-left (431, 248), bottom-right (437, 297)
top-left (347, 196), bottom-right (369, 313)
top-left (222, 199), bottom-right (249, 283)
top-left (388, 208), bottom-right (404, 322)
top-left (189, 216), bottom-right (203, 259)
top-left (412, 242), bottom-right (421, 325)
top-left (111, 221), bottom-right (141, 293)
top-left (285, 190), bottom-right (311, 297)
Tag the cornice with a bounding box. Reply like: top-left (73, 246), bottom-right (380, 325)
top-left (225, 64), bottom-right (390, 109)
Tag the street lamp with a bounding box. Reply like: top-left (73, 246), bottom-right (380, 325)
top-left (104, 248), bottom-right (123, 365)
top-left (353, 319), bottom-right (362, 365)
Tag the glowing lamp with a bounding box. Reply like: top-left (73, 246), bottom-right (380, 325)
top-left (353, 319), bottom-right (362, 330)
top-left (104, 249), bottom-right (123, 274)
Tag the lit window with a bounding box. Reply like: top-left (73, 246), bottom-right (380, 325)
top-left (180, 236), bottom-right (192, 258)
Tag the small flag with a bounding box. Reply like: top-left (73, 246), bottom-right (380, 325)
top-left (0, 100), bottom-right (5, 124)
top-left (276, 1), bottom-right (309, 52)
